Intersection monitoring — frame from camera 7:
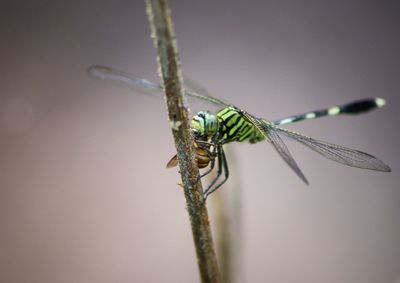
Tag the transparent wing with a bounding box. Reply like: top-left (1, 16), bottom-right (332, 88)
top-left (241, 112), bottom-right (309, 184)
top-left (266, 127), bottom-right (309, 184)
top-left (183, 75), bottom-right (230, 110)
top-left (272, 126), bottom-right (391, 172)
top-left (88, 66), bottom-right (161, 90)
top-left (88, 65), bottom-right (229, 108)
top-left (183, 75), bottom-right (214, 98)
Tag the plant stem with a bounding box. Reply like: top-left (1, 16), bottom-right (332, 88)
top-left (145, 1), bottom-right (220, 282)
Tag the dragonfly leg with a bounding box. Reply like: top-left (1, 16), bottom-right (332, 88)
top-left (203, 146), bottom-right (229, 202)
top-left (203, 148), bottom-right (223, 202)
top-left (203, 145), bottom-right (230, 203)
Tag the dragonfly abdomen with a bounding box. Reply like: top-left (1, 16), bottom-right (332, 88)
top-left (273, 97), bottom-right (386, 126)
top-left (217, 107), bottom-right (265, 144)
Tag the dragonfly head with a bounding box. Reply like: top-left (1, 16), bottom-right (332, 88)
top-left (192, 111), bottom-right (219, 140)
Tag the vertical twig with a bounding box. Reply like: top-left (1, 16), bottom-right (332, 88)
top-left (145, 1), bottom-right (220, 282)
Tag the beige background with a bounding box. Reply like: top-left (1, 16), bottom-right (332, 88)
top-left (1, 1), bottom-right (399, 282)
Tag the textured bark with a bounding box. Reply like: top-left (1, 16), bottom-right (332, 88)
top-left (145, 1), bottom-right (220, 282)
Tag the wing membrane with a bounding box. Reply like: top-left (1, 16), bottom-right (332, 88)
top-left (273, 126), bottom-right (391, 172)
top-left (88, 65), bottom-right (229, 107)
top-left (267, 127), bottom-right (309, 184)
top-left (88, 65), bottom-right (162, 93)
top-left (241, 112), bottom-right (309, 184)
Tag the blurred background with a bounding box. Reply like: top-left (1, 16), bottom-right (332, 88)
top-left (1, 1), bottom-right (399, 282)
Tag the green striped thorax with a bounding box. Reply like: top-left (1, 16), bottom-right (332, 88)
top-left (191, 107), bottom-right (266, 145)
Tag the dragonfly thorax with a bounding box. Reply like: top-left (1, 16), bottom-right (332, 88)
top-left (217, 106), bottom-right (265, 144)
top-left (191, 111), bottom-right (219, 140)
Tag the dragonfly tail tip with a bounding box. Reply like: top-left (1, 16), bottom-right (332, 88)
top-left (375, 97), bottom-right (386, 108)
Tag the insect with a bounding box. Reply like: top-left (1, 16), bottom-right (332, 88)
top-left (88, 65), bottom-right (391, 201)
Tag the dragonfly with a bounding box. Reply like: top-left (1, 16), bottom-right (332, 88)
top-left (88, 65), bottom-right (391, 201)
